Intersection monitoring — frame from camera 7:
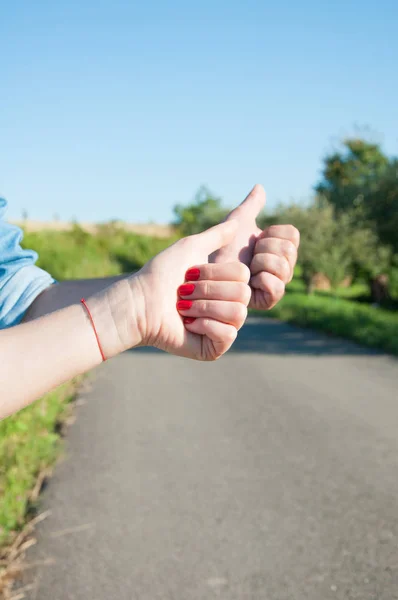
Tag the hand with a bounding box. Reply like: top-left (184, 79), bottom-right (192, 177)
top-left (134, 220), bottom-right (251, 360)
top-left (99, 220), bottom-right (251, 361)
top-left (210, 184), bottom-right (300, 310)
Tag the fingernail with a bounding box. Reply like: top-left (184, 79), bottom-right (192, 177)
top-left (178, 283), bottom-right (195, 296)
top-left (185, 267), bottom-right (200, 281)
top-left (177, 300), bottom-right (193, 311)
top-left (183, 317), bottom-right (196, 324)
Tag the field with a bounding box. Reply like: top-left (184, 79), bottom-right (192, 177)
top-left (22, 222), bottom-right (177, 280)
top-left (10, 219), bottom-right (175, 238)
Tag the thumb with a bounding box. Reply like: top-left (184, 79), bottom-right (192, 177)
top-left (230, 184), bottom-right (266, 221)
top-left (198, 219), bottom-right (239, 254)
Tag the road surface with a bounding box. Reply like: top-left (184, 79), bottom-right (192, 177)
top-left (20, 319), bottom-right (398, 600)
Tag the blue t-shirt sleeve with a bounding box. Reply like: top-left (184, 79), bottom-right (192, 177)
top-left (0, 198), bottom-right (55, 329)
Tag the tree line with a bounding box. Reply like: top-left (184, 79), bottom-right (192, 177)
top-left (173, 138), bottom-right (398, 303)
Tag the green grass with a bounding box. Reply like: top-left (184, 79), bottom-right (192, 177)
top-left (253, 291), bottom-right (398, 355)
top-left (0, 380), bottom-right (80, 546)
top-left (315, 282), bottom-right (369, 299)
top-left (287, 273), bottom-right (370, 301)
top-left (23, 224), bottom-right (177, 280)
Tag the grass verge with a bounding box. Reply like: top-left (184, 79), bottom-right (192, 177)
top-left (1, 379), bottom-right (82, 598)
top-left (252, 292), bottom-right (398, 356)
top-left (0, 379), bottom-right (81, 548)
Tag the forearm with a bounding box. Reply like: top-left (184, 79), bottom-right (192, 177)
top-left (0, 303), bottom-right (103, 419)
top-left (22, 275), bottom-right (126, 322)
top-left (1, 277), bottom-right (144, 420)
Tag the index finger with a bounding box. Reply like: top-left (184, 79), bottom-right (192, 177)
top-left (259, 225), bottom-right (300, 248)
top-left (185, 262), bottom-right (250, 284)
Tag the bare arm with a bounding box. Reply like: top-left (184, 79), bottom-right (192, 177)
top-left (22, 275), bottom-right (126, 322)
top-left (1, 220), bottom-right (249, 421)
top-left (0, 277), bottom-right (139, 419)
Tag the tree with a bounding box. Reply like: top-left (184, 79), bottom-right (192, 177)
top-left (173, 186), bottom-right (229, 235)
top-left (279, 200), bottom-right (390, 295)
top-left (316, 138), bottom-right (389, 212)
top-left (365, 161), bottom-right (398, 253)
top-left (278, 202), bottom-right (347, 293)
top-left (315, 136), bottom-right (397, 295)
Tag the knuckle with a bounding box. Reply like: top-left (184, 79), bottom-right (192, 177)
top-left (255, 238), bottom-right (267, 254)
top-left (280, 257), bottom-right (291, 281)
top-left (241, 283), bottom-right (252, 305)
top-left (287, 261), bottom-right (295, 282)
top-left (265, 224), bottom-right (300, 248)
top-left (289, 225), bottom-right (300, 246)
top-left (179, 236), bottom-right (194, 250)
top-left (265, 225), bottom-right (278, 238)
top-left (282, 240), bottom-right (296, 257)
top-left (235, 303), bottom-right (248, 326)
top-left (226, 327), bottom-right (238, 344)
top-left (250, 254), bottom-right (261, 274)
top-left (200, 299), bottom-right (208, 314)
top-left (257, 271), bottom-right (270, 289)
top-left (229, 325), bottom-right (238, 340)
top-left (270, 279), bottom-right (285, 301)
top-left (262, 274), bottom-right (284, 302)
top-left (238, 263), bottom-right (251, 282)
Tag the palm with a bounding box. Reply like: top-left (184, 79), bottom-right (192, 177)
top-left (136, 223), bottom-right (237, 360)
top-left (139, 241), bottom-right (202, 355)
top-left (210, 185), bottom-right (267, 310)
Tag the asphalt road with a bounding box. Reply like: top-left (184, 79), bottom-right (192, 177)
top-left (20, 318), bottom-right (398, 600)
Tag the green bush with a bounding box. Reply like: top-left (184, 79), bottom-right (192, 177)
top-left (173, 186), bottom-right (229, 235)
top-left (253, 292), bottom-right (398, 355)
top-left (389, 266), bottom-right (398, 299)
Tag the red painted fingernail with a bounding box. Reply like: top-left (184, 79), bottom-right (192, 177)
top-left (185, 267), bottom-right (200, 281)
top-left (177, 300), bottom-right (193, 311)
top-left (178, 283), bottom-right (195, 296)
top-left (183, 317), bottom-right (196, 324)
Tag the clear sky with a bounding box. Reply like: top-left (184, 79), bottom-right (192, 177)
top-left (1, 0), bottom-right (397, 223)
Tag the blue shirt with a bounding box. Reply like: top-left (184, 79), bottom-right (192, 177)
top-left (0, 198), bottom-right (54, 329)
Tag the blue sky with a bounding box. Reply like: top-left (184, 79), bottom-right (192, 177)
top-left (1, 0), bottom-right (397, 223)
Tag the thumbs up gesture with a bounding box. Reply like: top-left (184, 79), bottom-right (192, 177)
top-left (120, 220), bottom-right (251, 361)
top-left (210, 185), bottom-right (300, 311)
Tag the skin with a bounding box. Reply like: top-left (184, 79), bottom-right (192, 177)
top-left (210, 184), bottom-right (300, 310)
top-left (0, 220), bottom-right (250, 419)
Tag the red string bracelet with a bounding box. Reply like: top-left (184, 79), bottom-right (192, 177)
top-left (80, 298), bottom-right (107, 362)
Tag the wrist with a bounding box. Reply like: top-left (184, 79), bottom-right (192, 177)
top-left (85, 274), bottom-right (147, 359)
